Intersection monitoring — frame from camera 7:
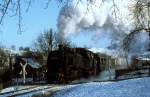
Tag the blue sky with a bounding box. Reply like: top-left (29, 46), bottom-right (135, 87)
top-left (0, 0), bottom-right (110, 50)
top-left (0, 0), bottom-right (60, 49)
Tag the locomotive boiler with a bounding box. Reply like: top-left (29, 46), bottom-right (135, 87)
top-left (46, 45), bottom-right (101, 83)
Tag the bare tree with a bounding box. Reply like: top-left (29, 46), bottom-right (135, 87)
top-left (33, 28), bottom-right (74, 57)
top-left (121, 28), bottom-right (142, 66)
top-left (0, 0), bottom-right (28, 32)
top-left (34, 29), bottom-right (57, 56)
top-left (131, 0), bottom-right (150, 30)
top-left (0, 47), bottom-right (8, 67)
top-left (122, 1), bottom-right (150, 48)
top-left (0, 46), bottom-right (11, 78)
top-left (118, 1), bottom-right (150, 67)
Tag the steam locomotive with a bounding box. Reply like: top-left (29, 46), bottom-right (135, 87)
top-left (46, 45), bottom-right (101, 83)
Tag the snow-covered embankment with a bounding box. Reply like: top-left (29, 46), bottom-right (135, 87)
top-left (53, 77), bottom-right (150, 97)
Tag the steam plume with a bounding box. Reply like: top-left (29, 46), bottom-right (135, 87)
top-left (57, 0), bottom-right (133, 44)
top-left (57, 0), bottom-right (149, 56)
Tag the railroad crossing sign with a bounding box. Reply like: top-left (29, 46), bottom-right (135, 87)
top-left (19, 59), bottom-right (28, 84)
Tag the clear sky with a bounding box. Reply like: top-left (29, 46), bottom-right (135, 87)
top-left (0, 0), bottom-right (60, 49)
top-left (0, 0), bottom-right (111, 50)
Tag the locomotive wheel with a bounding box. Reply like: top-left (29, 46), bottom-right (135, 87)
top-left (58, 73), bottom-right (65, 83)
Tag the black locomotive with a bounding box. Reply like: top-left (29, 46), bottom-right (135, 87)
top-left (46, 45), bottom-right (101, 83)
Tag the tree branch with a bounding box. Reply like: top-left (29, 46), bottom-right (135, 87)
top-left (0, 0), bottom-right (12, 24)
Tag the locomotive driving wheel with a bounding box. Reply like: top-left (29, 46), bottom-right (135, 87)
top-left (58, 72), bottom-right (65, 83)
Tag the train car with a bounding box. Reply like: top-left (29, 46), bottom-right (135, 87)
top-left (46, 45), bottom-right (101, 83)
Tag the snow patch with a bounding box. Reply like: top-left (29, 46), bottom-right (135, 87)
top-left (53, 77), bottom-right (150, 97)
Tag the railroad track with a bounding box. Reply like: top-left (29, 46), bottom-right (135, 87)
top-left (0, 85), bottom-right (55, 97)
top-left (0, 85), bottom-right (38, 95)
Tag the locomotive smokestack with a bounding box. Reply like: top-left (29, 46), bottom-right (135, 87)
top-left (59, 44), bottom-right (64, 51)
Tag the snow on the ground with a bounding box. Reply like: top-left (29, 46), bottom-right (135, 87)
top-left (0, 85), bottom-right (32, 93)
top-left (0, 87), bottom-right (14, 93)
top-left (0, 85), bottom-right (65, 97)
top-left (1, 77), bottom-right (150, 97)
top-left (53, 77), bottom-right (150, 97)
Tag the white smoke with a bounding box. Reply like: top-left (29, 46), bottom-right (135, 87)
top-left (128, 32), bottom-right (149, 54)
top-left (57, 0), bottom-right (133, 41)
top-left (57, 0), bottom-right (149, 56)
